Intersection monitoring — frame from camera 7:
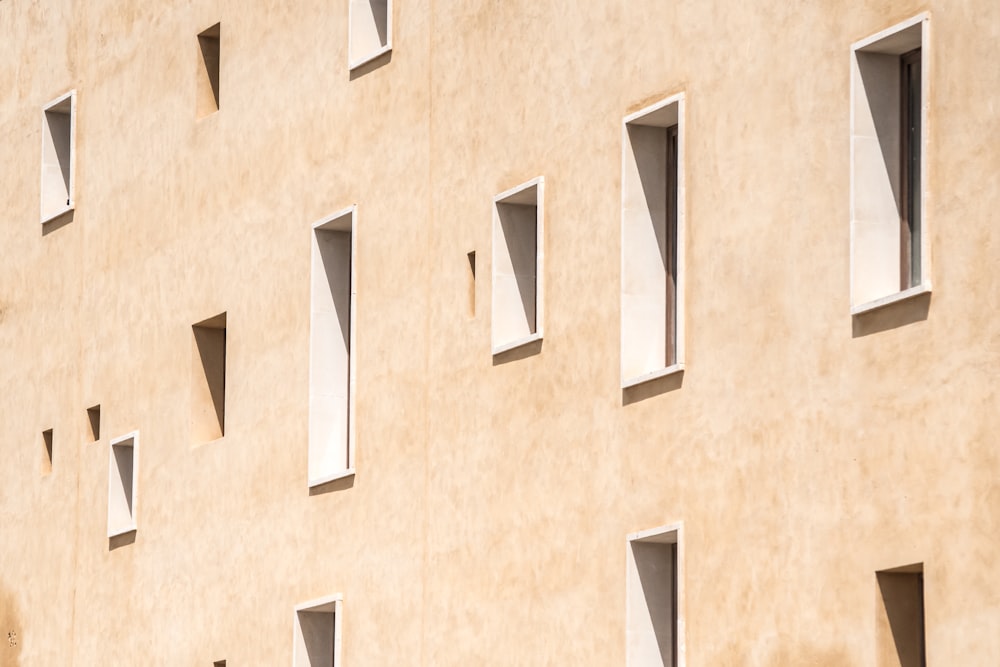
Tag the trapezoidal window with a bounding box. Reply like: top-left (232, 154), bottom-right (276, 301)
top-left (850, 14), bottom-right (929, 314)
top-left (348, 0), bottom-right (392, 69)
top-left (107, 431), bottom-right (139, 537)
top-left (293, 594), bottom-right (342, 667)
top-left (621, 94), bottom-right (685, 387)
top-left (491, 177), bottom-right (544, 355)
top-left (627, 524), bottom-right (683, 667)
top-left (40, 91), bottom-right (76, 224)
top-left (876, 563), bottom-right (925, 667)
top-left (309, 208), bottom-right (356, 486)
top-left (192, 313), bottom-right (227, 443)
top-left (197, 23), bottom-right (221, 118)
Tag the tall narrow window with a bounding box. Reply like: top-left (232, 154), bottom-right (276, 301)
top-left (107, 431), bottom-right (139, 537)
top-left (197, 23), bottom-right (221, 117)
top-left (348, 0), bottom-right (392, 69)
top-left (192, 313), bottom-right (227, 443)
top-left (309, 208), bottom-right (356, 486)
top-left (87, 405), bottom-right (102, 441)
top-left (621, 94), bottom-right (685, 387)
top-left (491, 177), bottom-right (544, 355)
top-left (467, 251), bottom-right (477, 318)
top-left (293, 594), bottom-right (342, 667)
top-left (41, 429), bottom-right (53, 475)
top-left (627, 524), bottom-right (683, 667)
top-left (40, 91), bottom-right (76, 224)
top-left (876, 564), bottom-right (925, 667)
top-left (850, 15), bottom-right (929, 313)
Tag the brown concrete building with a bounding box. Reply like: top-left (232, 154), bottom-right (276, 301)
top-left (2, 1), bottom-right (999, 665)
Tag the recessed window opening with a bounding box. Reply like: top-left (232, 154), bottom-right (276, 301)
top-left (107, 431), bottom-right (138, 537)
top-left (491, 177), bottom-right (544, 355)
top-left (850, 15), bottom-right (929, 312)
top-left (621, 94), bottom-right (685, 386)
top-left (40, 91), bottom-right (75, 224)
top-left (213, 661), bottom-right (227, 667)
top-left (309, 208), bottom-right (356, 486)
top-left (293, 594), bottom-right (342, 667)
top-left (467, 251), bottom-right (477, 317)
top-left (627, 524), bottom-right (683, 667)
top-left (192, 313), bottom-right (227, 443)
top-left (876, 563), bottom-right (925, 667)
top-left (87, 405), bottom-right (101, 441)
top-left (41, 429), bottom-right (53, 475)
top-left (349, 0), bottom-right (392, 69)
top-left (197, 23), bottom-right (221, 117)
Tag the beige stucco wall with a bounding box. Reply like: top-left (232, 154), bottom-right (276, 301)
top-left (2, 0), bottom-right (1000, 664)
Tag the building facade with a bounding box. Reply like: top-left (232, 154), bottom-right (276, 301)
top-left (2, 0), bottom-right (999, 664)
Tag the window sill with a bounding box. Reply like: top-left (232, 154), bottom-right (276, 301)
top-left (851, 282), bottom-right (931, 316)
top-left (108, 524), bottom-right (136, 539)
top-left (492, 332), bottom-right (543, 356)
top-left (622, 363), bottom-right (685, 389)
top-left (308, 468), bottom-right (355, 489)
top-left (349, 45), bottom-right (392, 71)
top-left (41, 203), bottom-right (74, 225)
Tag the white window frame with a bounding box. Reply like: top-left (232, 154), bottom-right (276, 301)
top-left (308, 206), bottom-right (357, 487)
top-left (491, 176), bottom-right (544, 356)
top-left (626, 522), bottom-right (684, 667)
top-left (40, 90), bottom-right (77, 224)
top-left (620, 94), bottom-right (686, 387)
top-left (348, 0), bottom-right (392, 70)
top-left (107, 431), bottom-right (139, 538)
top-left (850, 13), bottom-right (931, 314)
top-left (292, 593), bottom-right (343, 667)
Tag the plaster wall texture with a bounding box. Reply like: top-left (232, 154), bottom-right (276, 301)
top-left (2, 0), bottom-right (1000, 665)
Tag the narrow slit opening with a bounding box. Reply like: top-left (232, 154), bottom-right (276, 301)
top-left (197, 23), bottom-right (221, 117)
top-left (87, 405), bottom-right (101, 441)
top-left (192, 313), bottom-right (227, 443)
top-left (467, 251), bottom-right (477, 317)
top-left (42, 429), bottom-right (53, 474)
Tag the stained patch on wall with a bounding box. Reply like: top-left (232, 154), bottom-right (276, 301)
top-left (0, 582), bottom-right (23, 666)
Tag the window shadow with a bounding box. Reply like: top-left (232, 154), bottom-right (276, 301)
top-left (193, 324), bottom-right (227, 437)
top-left (109, 529), bottom-right (137, 551)
top-left (371, 0), bottom-right (389, 47)
top-left (497, 203), bottom-right (538, 334)
top-left (46, 109), bottom-right (73, 193)
top-left (856, 52), bottom-right (904, 212)
top-left (628, 124), bottom-right (671, 269)
top-left (198, 24), bottom-right (221, 112)
top-left (308, 474), bottom-right (356, 497)
top-left (298, 610), bottom-right (337, 665)
top-left (41, 209), bottom-right (74, 235)
top-left (632, 541), bottom-right (677, 665)
top-left (852, 292), bottom-right (930, 338)
top-left (877, 567), bottom-right (925, 667)
top-left (349, 50), bottom-right (392, 80)
top-left (622, 370), bottom-right (683, 405)
top-left (113, 444), bottom-right (134, 515)
top-left (492, 338), bottom-right (542, 366)
top-left (317, 230), bottom-right (353, 349)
